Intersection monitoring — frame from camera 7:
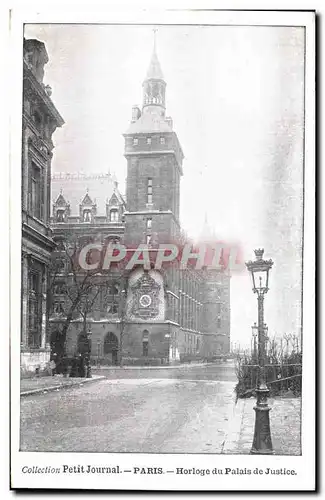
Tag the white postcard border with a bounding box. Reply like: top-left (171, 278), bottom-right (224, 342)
top-left (9, 6), bottom-right (315, 491)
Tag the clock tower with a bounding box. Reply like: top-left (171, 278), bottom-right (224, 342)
top-left (121, 35), bottom-right (184, 362)
top-left (123, 36), bottom-right (184, 248)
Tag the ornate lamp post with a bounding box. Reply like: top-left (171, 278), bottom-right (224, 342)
top-left (245, 248), bottom-right (274, 454)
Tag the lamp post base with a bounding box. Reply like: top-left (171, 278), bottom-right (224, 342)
top-left (250, 404), bottom-right (274, 455)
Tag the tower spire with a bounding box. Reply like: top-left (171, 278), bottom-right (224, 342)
top-left (142, 28), bottom-right (166, 114)
top-left (145, 28), bottom-right (164, 81)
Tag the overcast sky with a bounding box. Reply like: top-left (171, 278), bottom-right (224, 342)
top-left (24, 23), bottom-right (305, 348)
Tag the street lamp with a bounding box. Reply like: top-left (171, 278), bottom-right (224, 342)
top-left (251, 322), bottom-right (258, 362)
top-left (246, 248), bottom-right (274, 454)
top-left (86, 326), bottom-right (92, 378)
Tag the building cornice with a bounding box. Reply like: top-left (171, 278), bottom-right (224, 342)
top-left (23, 61), bottom-right (64, 127)
top-left (22, 221), bottom-right (55, 251)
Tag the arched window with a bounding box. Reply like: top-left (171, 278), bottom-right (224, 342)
top-left (110, 209), bottom-right (119, 222)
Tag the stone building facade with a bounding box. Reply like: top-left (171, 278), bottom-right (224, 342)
top-left (21, 39), bottom-right (64, 373)
top-left (48, 41), bottom-right (230, 365)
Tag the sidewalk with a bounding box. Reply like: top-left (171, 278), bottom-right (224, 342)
top-left (223, 396), bottom-right (301, 455)
top-left (20, 374), bottom-right (105, 397)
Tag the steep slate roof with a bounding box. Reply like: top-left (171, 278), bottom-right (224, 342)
top-left (51, 172), bottom-right (124, 217)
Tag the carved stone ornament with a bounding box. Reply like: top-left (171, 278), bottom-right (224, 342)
top-left (130, 272), bottom-right (161, 319)
top-left (31, 136), bottom-right (48, 157)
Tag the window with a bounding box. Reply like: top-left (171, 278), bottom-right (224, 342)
top-left (110, 209), bottom-right (119, 222)
top-left (160, 137), bottom-right (165, 145)
top-left (107, 303), bottom-right (118, 315)
top-left (57, 209), bottom-right (65, 222)
top-left (147, 178), bottom-right (153, 204)
top-left (109, 284), bottom-right (119, 295)
top-left (83, 209), bottom-right (92, 222)
top-left (54, 283), bottom-right (66, 295)
top-left (31, 163), bottom-right (41, 219)
top-left (146, 137), bottom-right (151, 145)
top-left (147, 218), bottom-right (152, 230)
top-left (142, 330), bottom-right (149, 357)
top-left (54, 301), bottom-right (65, 315)
top-left (143, 341), bottom-right (149, 357)
top-left (146, 235), bottom-right (152, 246)
top-left (133, 138), bottom-right (138, 146)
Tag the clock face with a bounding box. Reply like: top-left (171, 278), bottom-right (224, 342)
top-left (139, 294), bottom-right (152, 308)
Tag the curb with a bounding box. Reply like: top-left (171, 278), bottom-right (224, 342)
top-left (20, 375), bottom-right (106, 398)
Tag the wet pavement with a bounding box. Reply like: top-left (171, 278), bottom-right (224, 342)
top-left (20, 363), bottom-right (237, 453)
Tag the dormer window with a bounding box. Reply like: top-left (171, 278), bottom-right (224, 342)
top-left (160, 137), bottom-right (165, 145)
top-left (110, 209), bottom-right (119, 222)
top-left (133, 138), bottom-right (138, 146)
top-left (83, 209), bottom-right (92, 223)
top-left (147, 137), bottom-right (151, 145)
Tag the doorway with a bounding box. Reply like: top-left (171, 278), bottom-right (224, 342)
top-left (104, 332), bottom-right (119, 365)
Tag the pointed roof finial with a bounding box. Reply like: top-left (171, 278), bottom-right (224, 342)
top-left (153, 26), bottom-right (158, 52)
top-left (145, 27), bottom-right (164, 80)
